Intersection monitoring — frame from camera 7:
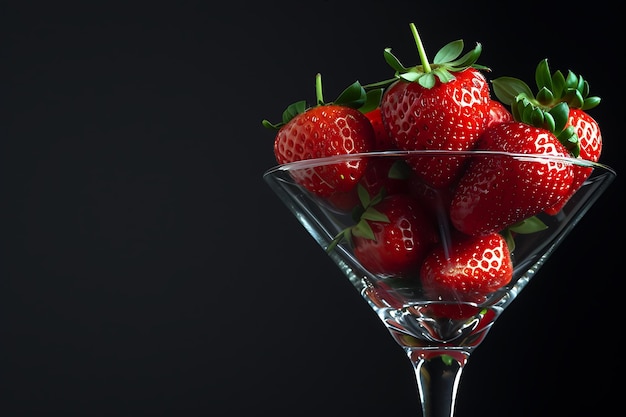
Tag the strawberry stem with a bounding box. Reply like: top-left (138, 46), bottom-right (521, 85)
top-left (409, 23), bottom-right (431, 74)
top-left (315, 73), bottom-right (324, 105)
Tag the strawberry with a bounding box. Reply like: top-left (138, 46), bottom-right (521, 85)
top-left (491, 59), bottom-right (602, 214)
top-left (420, 232), bottom-right (513, 301)
top-left (450, 121), bottom-right (575, 236)
top-left (329, 192), bottom-right (438, 278)
top-left (567, 108), bottom-right (602, 162)
top-left (262, 74), bottom-right (376, 197)
top-left (485, 99), bottom-right (513, 128)
top-left (544, 107), bottom-right (602, 214)
top-left (352, 193), bottom-right (437, 278)
top-left (380, 23), bottom-right (491, 188)
top-left (365, 107), bottom-right (397, 150)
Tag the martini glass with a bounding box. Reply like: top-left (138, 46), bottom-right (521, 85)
top-left (263, 150), bottom-right (615, 417)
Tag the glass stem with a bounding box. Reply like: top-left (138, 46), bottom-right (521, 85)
top-left (408, 350), bottom-right (469, 417)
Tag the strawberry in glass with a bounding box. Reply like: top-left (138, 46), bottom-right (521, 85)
top-left (491, 58), bottom-right (602, 215)
top-left (380, 23), bottom-right (491, 188)
top-left (262, 74), bottom-right (375, 198)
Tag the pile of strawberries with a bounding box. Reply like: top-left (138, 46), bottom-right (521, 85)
top-left (263, 23), bottom-right (602, 304)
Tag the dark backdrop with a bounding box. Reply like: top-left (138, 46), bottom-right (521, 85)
top-left (3, 2), bottom-right (622, 416)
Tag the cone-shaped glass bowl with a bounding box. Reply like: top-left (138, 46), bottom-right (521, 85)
top-left (263, 150), bottom-right (615, 417)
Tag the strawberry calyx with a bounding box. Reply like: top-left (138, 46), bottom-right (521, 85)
top-left (500, 216), bottom-right (548, 252)
top-left (492, 59), bottom-right (600, 111)
top-left (535, 59), bottom-right (600, 110)
top-left (262, 73), bottom-right (376, 130)
top-left (491, 59), bottom-right (603, 157)
top-left (381, 22), bottom-right (490, 89)
top-left (326, 185), bottom-right (390, 253)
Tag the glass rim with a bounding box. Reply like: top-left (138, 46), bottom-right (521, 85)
top-left (264, 150), bottom-right (616, 176)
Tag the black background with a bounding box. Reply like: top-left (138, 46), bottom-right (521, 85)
top-left (3, 1), bottom-right (623, 416)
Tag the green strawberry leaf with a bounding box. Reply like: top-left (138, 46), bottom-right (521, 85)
top-left (431, 67), bottom-right (456, 83)
top-left (502, 216), bottom-right (548, 252)
top-left (384, 47), bottom-right (410, 73)
top-left (535, 58), bottom-right (555, 94)
top-left (263, 74), bottom-right (371, 130)
top-left (582, 95), bottom-right (601, 111)
top-left (445, 43), bottom-right (484, 69)
top-left (509, 216), bottom-right (548, 234)
top-left (433, 40), bottom-right (464, 64)
top-left (388, 160), bottom-right (412, 179)
top-left (351, 218), bottom-right (375, 239)
top-left (361, 207), bottom-right (389, 223)
top-left (283, 101), bottom-right (307, 124)
top-left (358, 88), bottom-right (384, 114)
top-left (548, 102), bottom-right (569, 132)
top-left (326, 228), bottom-right (352, 253)
top-left (327, 186), bottom-right (392, 252)
top-left (492, 77), bottom-right (534, 105)
top-left (368, 188), bottom-right (386, 207)
top-left (556, 125), bottom-right (580, 157)
top-left (502, 228), bottom-right (515, 252)
top-left (334, 80), bottom-right (368, 108)
top-left (536, 86), bottom-right (555, 104)
top-left (417, 72), bottom-right (436, 88)
top-left (357, 183), bottom-right (371, 207)
top-left (261, 100), bottom-right (307, 130)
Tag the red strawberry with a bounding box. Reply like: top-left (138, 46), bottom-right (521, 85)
top-left (420, 232), bottom-right (513, 301)
top-left (342, 193), bottom-right (438, 278)
top-left (491, 59), bottom-right (603, 215)
top-left (274, 104), bottom-right (374, 197)
top-left (365, 107), bottom-right (396, 150)
top-left (568, 108), bottom-right (602, 163)
top-left (485, 99), bottom-right (513, 128)
top-left (544, 108), bottom-right (602, 214)
top-left (380, 24), bottom-right (491, 188)
top-left (450, 122), bottom-right (575, 236)
top-left (263, 74), bottom-right (375, 197)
